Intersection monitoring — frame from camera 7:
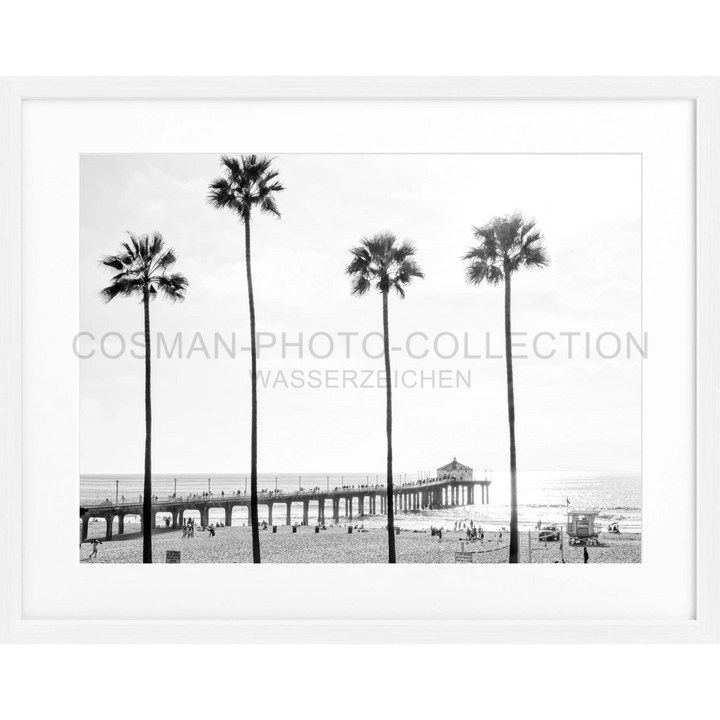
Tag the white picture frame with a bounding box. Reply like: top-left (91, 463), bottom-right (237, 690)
top-left (1, 77), bottom-right (718, 643)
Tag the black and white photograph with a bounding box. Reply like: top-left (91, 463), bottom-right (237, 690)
top-left (78, 153), bottom-right (642, 565)
top-left (7, 72), bottom-right (720, 653)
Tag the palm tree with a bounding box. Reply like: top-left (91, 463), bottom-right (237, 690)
top-left (346, 233), bottom-right (424, 563)
top-left (463, 212), bottom-right (549, 563)
top-left (100, 232), bottom-right (188, 564)
top-left (207, 155), bottom-right (284, 564)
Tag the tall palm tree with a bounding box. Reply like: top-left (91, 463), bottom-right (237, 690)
top-left (100, 232), bottom-right (188, 564)
top-left (463, 212), bottom-right (549, 563)
top-left (207, 155), bottom-right (284, 564)
top-left (346, 233), bottom-right (424, 563)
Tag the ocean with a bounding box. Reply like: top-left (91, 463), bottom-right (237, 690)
top-left (80, 470), bottom-right (641, 533)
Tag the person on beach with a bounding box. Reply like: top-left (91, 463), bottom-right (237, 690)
top-left (208, 526), bottom-right (216, 538)
top-left (181, 525), bottom-right (188, 539)
top-left (583, 547), bottom-right (589, 564)
top-left (88, 538), bottom-right (102, 561)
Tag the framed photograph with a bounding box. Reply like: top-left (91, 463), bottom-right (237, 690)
top-left (1, 77), bottom-right (718, 643)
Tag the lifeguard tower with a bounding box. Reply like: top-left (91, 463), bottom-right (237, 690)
top-left (566, 510), bottom-right (601, 546)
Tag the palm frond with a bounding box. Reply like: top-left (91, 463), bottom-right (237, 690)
top-left (394, 258), bottom-right (425, 292)
top-left (260, 168), bottom-right (280, 184)
top-left (465, 259), bottom-right (504, 286)
top-left (99, 275), bottom-right (144, 303)
top-left (462, 247), bottom-right (494, 268)
top-left (100, 255), bottom-right (125, 271)
top-left (521, 242), bottom-right (550, 269)
top-left (128, 232), bottom-right (141, 258)
top-left (260, 195), bottom-right (281, 218)
top-left (390, 239), bottom-right (418, 265)
top-left (361, 233), bottom-right (394, 266)
top-left (121, 241), bottom-right (136, 261)
top-left (468, 227), bottom-right (500, 261)
top-left (149, 231), bottom-right (164, 259)
top-left (345, 246), bottom-right (372, 277)
top-left (350, 275), bottom-right (372, 297)
top-left (246, 155), bottom-right (273, 182)
top-left (219, 154), bottom-right (242, 176)
top-left (207, 177), bottom-right (238, 211)
top-left (155, 248), bottom-right (177, 271)
top-left (520, 218), bottom-right (541, 244)
top-left (155, 273), bottom-right (189, 302)
top-left (99, 284), bottom-right (122, 303)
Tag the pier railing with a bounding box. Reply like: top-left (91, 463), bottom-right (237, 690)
top-left (84, 475), bottom-right (489, 509)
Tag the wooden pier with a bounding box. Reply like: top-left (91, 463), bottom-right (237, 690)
top-left (79, 476), bottom-right (491, 542)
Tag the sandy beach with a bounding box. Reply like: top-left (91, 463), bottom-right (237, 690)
top-left (80, 523), bottom-right (641, 564)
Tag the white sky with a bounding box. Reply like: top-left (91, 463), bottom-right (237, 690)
top-left (80, 154), bottom-right (641, 475)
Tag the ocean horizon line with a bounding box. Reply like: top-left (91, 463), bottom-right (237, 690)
top-left (81, 469), bottom-right (641, 478)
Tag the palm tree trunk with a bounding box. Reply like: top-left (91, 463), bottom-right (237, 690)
top-left (382, 289), bottom-right (397, 563)
top-left (244, 210), bottom-right (261, 564)
top-left (142, 288), bottom-right (152, 564)
top-left (503, 269), bottom-right (519, 563)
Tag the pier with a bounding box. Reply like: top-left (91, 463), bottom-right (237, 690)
top-left (79, 476), bottom-right (491, 542)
